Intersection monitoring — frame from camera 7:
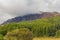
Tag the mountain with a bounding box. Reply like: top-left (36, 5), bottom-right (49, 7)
top-left (2, 12), bottom-right (60, 24)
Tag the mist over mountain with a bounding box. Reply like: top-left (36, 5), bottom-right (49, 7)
top-left (2, 12), bottom-right (60, 24)
top-left (0, 0), bottom-right (60, 24)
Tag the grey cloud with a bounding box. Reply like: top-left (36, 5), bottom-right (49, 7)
top-left (0, 0), bottom-right (60, 24)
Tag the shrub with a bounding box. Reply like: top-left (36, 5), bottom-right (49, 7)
top-left (56, 30), bottom-right (60, 37)
top-left (0, 34), bottom-right (3, 40)
top-left (4, 28), bottom-right (33, 40)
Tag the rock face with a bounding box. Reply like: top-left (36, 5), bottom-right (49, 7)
top-left (2, 12), bottom-right (60, 24)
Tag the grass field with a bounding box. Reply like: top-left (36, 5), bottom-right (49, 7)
top-left (33, 37), bottom-right (60, 40)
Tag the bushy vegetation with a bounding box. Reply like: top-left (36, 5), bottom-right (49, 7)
top-left (4, 28), bottom-right (33, 40)
top-left (0, 34), bottom-right (3, 40)
top-left (56, 30), bottom-right (60, 37)
top-left (0, 16), bottom-right (60, 40)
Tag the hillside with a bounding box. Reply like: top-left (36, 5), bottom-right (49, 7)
top-left (2, 12), bottom-right (60, 24)
top-left (0, 16), bottom-right (60, 40)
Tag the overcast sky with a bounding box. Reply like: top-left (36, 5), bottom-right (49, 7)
top-left (0, 0), bottom-right (60, 24)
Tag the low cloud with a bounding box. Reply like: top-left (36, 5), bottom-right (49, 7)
top-left (0, 0), bottom-right (60, 24)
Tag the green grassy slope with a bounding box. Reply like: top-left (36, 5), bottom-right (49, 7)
top-left (0, 16), bottom-right (60, 40)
